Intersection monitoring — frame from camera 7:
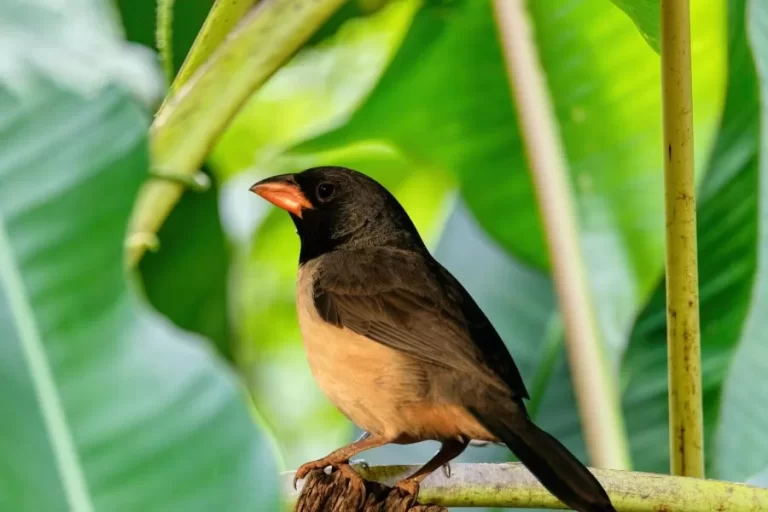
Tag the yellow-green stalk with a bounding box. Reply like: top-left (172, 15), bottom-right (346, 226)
top-left (660, 0), bottom-right (704, 478)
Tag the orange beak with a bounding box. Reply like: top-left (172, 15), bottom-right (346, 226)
top-left (249, 175), bottom-right (312, 218)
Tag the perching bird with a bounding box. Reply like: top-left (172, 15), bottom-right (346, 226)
top-left (250, 166), bottom-right (616, 512)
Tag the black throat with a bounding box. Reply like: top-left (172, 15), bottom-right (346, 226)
top-left (292, 208), bottom-right (427, 265)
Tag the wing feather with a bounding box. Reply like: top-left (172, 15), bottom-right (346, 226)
top-left (311, 248), bottom-right (529, 399)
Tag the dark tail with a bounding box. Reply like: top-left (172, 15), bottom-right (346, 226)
top-left (471, 406), bottom-right (616, 512)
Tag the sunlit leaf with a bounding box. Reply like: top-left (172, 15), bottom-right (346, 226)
top-left (210, 0), bottom-right (422, 179)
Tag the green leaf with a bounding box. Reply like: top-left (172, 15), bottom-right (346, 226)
top-left (623, 0), bottom-right (761, 475)
top-left (294, 0), bottom-right (725, 360)
top-left (714, 0), bottom-right (768, 482)
top-left (210, 0), bottom-right (422, 180)
top-left (608, 0), bottom-right (660, 52)
top-left (0, 2), bottom-right (278, 510)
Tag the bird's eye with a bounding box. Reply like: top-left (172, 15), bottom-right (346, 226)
top-left (316, 182), bottom-right (335, 202)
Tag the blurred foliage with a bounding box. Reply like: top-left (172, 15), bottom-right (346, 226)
top-left (138, 171), bottom-right (235, 362)
top-left (0, 0), bottom-right (279, 511)
top-left (118, 0), bottom-right (214, 76)
top-left (4, 0), bottom-right (768, 510)
top-left (714, 0), bottom-right (768, 482)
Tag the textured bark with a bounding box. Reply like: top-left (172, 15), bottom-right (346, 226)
top-left (295, 469), bottom-right (446, 512)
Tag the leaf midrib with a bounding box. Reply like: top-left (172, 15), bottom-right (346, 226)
top-left (0, 215), bottom-right (94, 512)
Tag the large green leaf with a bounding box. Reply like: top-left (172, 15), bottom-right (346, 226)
top-left (714, 0), bottom-right (768, 482)
top-left (294, 0), bottom-right (725, 360)
top-left (0, 2), bottom-right (278, 510)
top-left (622, 0), bottom-right (761, 475)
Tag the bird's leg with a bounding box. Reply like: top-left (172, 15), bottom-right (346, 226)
top-left (350, 431), bottom-right (371, 469)
top-left (394, 437), bottom-right (469, 496)
top-left (293, 433), bottom-right (392, 489)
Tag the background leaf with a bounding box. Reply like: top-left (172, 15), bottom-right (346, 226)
top-left (210, 0), bottom-right (422, 179)
top-left (713, 0), bottom-right (768, 482)
top-left (0, 1), bottom-right (279, 510)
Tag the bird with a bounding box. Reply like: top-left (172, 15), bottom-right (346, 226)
top-left (249, 166), bottom-right (616, 512)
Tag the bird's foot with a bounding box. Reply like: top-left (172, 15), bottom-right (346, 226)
top-left (394, 478), bottom-right (420, 497)
top-left (294, 458), bottom-right (340, 489)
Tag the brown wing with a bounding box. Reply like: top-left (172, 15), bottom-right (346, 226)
top-left (312, 247), bottom-right (529, 399)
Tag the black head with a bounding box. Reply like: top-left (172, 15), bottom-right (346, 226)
top-left (250, 166), bottom-right (427, 263)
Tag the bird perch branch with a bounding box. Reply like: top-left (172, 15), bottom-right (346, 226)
top-left (491, 0), bottom-right (630, 469)
top-left (282, 463), bottom-right (768, 511)
top-left (660, 0), bottom-right (704, 478)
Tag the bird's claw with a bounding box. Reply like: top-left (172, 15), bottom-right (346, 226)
top-left (293, 459), bottom-right (333, 490)
top-left (442, 462), bottom-right (451, 478)
top-left (394, 479), bottom-right (420, 497)
top-left (350, 458), bottom-right (370, 471)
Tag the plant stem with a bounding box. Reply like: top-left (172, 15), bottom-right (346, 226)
top-left (170, 0), bottom-right (260, 95)
top-left (282, 463), bottom-right (768, 510)
top-left (126, 0), bottom-right (346, 268)
top-left (491, 0), bottom-right (630, 470)
top-left (156, 0), bottom-right (176, 85)
top-left (660, 0), bottom-right (704, 478)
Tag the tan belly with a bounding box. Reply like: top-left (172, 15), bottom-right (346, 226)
top-left (296, 260), bottom-right (496, 442)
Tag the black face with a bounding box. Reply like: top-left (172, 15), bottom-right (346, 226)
top-left (251, 166), bottom-right (427, 263)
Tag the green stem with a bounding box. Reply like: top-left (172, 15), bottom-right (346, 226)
top-left (283, 463), bottom-right (768, 511)
top-left (170, 0), bottom-right (260, 95)
top-left (492, 0), bottom-right (631, 470)
top-left (156, 0), bottom-right (175, 84)
top-left (126, 0), bottom-right (346, 268)
top-left (660, 0), bottom-right (704, 478)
